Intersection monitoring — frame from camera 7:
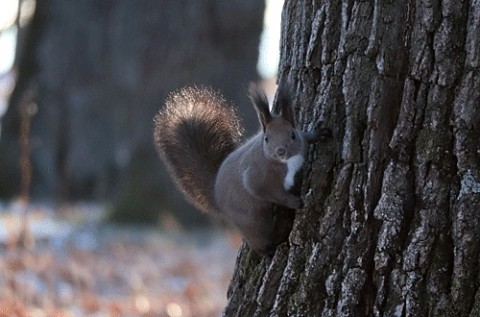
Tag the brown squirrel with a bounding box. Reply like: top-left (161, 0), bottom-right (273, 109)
top-left (154, 83), bottom-right (330, 256)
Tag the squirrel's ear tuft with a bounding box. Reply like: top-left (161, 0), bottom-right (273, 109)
top-left (276, 82), bottom-right (295, 125)
top-left (249, 83), bottom-right (271, 132)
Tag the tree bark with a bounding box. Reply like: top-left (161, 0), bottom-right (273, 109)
top-left (224, 1), bottom-right (480, 316)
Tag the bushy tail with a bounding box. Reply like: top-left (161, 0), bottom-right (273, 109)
top-left (154, 87), bottom-right (244, 213)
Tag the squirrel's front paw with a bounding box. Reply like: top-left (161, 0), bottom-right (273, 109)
top-left (314, 122), bottom-right (332, 142)
top-left (286, 196), bottom-right (303, 209)
top-left (304, 122), bottom-right (332, 143)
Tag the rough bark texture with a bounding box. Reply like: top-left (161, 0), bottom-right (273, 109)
top-left (0, 1), bottom-right (264, 223)
top-left (224, 1), bottom-right (480, 316)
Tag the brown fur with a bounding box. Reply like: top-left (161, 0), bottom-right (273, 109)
top-left (154, 87), bottom-right (243, 213)
top-left (154, 84), bottom-right (330, 256)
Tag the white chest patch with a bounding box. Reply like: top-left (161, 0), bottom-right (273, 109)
top-left (283, 154), bottom-right (304, 190)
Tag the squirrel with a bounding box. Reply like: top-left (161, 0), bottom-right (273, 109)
top-left (153, 83), bottom-right (331, 256)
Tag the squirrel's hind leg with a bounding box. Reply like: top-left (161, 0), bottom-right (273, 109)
top-left (234, 205), bottom-right (295, 257)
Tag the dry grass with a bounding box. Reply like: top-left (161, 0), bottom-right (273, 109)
top-left (0, 202), bottom-right (240, 317)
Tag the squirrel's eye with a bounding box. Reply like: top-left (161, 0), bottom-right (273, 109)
top-left (291, 132), bottom-right (296, 140)
top-left (264, 136), bottom-right (269, 143)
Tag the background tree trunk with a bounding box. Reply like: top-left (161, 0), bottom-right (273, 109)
top-left (0, 0), bottom-right (264, 224)
top-left (224, 1), bottom-right (480, 316)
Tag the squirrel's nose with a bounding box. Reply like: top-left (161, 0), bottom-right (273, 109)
top-left (276, 147), bottom-right (286, 157)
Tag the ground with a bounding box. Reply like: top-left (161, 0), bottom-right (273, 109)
top-left (0, 201), bottom-right (240, 317)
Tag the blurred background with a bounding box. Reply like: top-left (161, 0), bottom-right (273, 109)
top-left (0, 0), bottom-right (283, 225)
top-left (0, 0), bottom-right (283, 316)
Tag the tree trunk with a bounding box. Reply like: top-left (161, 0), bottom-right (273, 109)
top-left (224, 1), bottom-right (480, 316)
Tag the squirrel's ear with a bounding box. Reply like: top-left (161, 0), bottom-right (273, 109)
top-left (249, 83), bottom-right (271, 132)
top-left (276, 82), bottom-right (295, 125)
